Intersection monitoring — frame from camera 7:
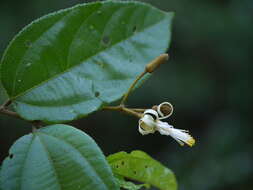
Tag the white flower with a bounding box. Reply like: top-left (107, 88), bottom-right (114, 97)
top-left (138, 102), bottom-right (195, 147)
top-left (138, 109), bottom-right (158, 135)
top-left (156, 120), bottom-right (195, 147)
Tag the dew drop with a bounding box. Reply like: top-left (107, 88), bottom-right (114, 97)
top-left (18, 79), bottom-right (21, 82)
top-left (97, 10), bottom-right (102, 14)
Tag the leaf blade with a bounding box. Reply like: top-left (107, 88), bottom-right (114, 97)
top-left (107, 150), bottom-right (177, 190)
top-left (0, 124), bottom-right (119, 190)
top-left (0, 1), bottom-right (173, 122)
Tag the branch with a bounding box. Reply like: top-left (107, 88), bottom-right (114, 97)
top-left (0, 99), bottom-right (12, 109)
top-left (0, 99), bottom-right (44, 127)
top-left (103, 105), bottom-right (142, 118)
top-left (129, 108), bottom-right (146, 113)
top-left (0, 108), bottom-right (21, 119)
top-left (120, 71), bottom-right (147, 106)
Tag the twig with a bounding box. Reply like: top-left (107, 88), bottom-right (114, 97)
top-left (120, 54), bottom-right (169, 106)
top-left (120, 71), bottom-right (147, 106)
top-left (106, 54), bottom-right (169, 118)
top-left (0, 108), bottom-right (22, 119)
top-left (0, 100), bottom-right (44, 127)
top-left (122, 107), bottom-right (142, 118)
top-left (0, 99), bottom-right (12, 109)
top-left (130, 108), bottom-right (146, 113)
top-left (103, 105), bottom-right (142, 118)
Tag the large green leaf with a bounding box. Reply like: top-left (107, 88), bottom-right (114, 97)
top-left (107, 150), bottom-right (177, 190)
top-left (0, 1), bottom-right (173, 123)
top-left (0, 124), bottom-right (119, 190)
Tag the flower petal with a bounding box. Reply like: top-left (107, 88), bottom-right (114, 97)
top-left (156, 121), bottom-right (195, 147)
top-left (138, 114), bottom-right (157, 135)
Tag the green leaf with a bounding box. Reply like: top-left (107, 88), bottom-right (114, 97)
top-left (115, 175), bottom-right (150, 190)
top-left (0, 124), bottom-right (119, 190)
top-left (107, 150), bottom-right (177, 190)
top-left (0, 1), bottom-right (173, 123)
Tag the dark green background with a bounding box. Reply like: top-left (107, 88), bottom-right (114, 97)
top-left (1, 0), bottom-right (252, 190)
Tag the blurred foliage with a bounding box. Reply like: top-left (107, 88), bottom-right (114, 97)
top-left (0, 0), bottom-right (252, 190)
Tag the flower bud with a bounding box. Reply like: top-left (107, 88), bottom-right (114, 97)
top-left (145, 54), bottom-right (169, 73)
top-left (138, 109), bottom-right (158, 135)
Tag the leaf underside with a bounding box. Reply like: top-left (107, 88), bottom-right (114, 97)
top-left (0, 1), bottom-right (173, 123)
top-left (107, 150), bottom-right (177, 190)
top-left (0, 124), bottom-right (119, 190)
